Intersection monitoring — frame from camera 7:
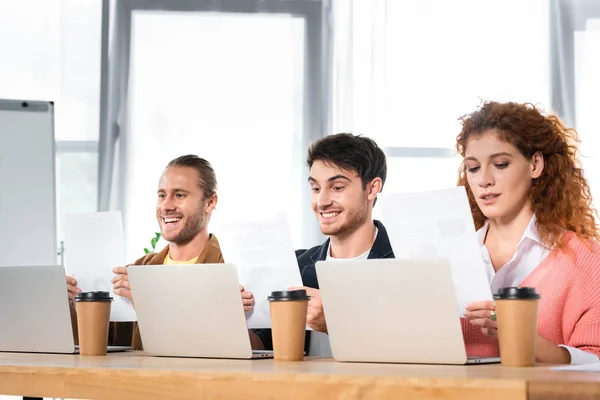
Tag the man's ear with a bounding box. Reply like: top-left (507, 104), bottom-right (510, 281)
top-left (367, 178), bottom-right (383, 202)
top-left (205, 194), bottom-right (218, 214)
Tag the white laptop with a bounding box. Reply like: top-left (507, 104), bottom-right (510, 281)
top-left (0, 265), bottom-right (130, 354)
top-left (128, 263), bottom-right (273, 359)
top-left (315, 259), bottom-right (500, 365)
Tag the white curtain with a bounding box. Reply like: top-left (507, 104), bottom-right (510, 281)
top-left (331, 0), bottom-right (552, 198)
top-left (574, 16), bottom-right (600, 210)
top-left (331, 0), bottom-right (388, 136)
top-left (332, 0), bottom-right (551, 149)
top-left (549, 0), bottom-right (600, 210)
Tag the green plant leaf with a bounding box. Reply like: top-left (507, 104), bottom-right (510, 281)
top-left (144, 248), bottom-right (150, 254)
top-left (151, 237), bottom-right (158, 248)
top-left (155, 232), bottom-right (161, 239)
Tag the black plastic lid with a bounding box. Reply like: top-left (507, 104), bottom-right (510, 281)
top-left (267, 289), bottom-right (310, 302)
top-left (493, 287), bottom-right (540, 300)
top-left (74, 291), bottom-right (113, 302)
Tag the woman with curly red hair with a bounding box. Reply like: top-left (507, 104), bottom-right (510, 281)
top-left (458, 101), bottom-right (600, 364)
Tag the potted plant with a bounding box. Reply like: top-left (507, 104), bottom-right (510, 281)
top-left (144, 232), bottom-right (162, 254)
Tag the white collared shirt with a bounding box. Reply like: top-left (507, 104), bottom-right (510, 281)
top-left (477, 216), bottom-right (598, 364)
top-left (477, 216), bottom-right (551, 296)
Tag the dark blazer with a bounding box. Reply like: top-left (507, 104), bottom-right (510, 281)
top-left (254, 220), bottom-right (395, 350)
top-left (296, 219), bottom-right (394, 289)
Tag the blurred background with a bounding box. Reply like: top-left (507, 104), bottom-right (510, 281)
top-left (0, 0), bottom-right (598, 262)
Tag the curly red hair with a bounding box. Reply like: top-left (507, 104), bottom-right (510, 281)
top-left (456, 101), bottom-right (599, 247)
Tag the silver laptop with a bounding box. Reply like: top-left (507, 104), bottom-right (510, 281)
top-left (315, 259), bottom-right (500, 365)
top-left (0, 265), bottom-right (130, 354)
top-left (128, 263), bottom-right (273, 359)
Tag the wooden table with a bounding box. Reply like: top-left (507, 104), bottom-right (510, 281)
top-left (1, 351), bottom-right (599, 400)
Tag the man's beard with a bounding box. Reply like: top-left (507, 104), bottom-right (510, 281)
top-left (163, 211), bottom-right (206, 245)
top-left (320, 199), bottom-right (368, 239)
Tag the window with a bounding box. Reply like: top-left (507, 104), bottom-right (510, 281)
top-left (0, 0), bottom-right (101, 260)
top-left (55, 0), bottom-right (102, 142)
top-left (333, 0), bottom-right (550, 194)
top-left (55, 0), bottom-right (102, 254)
top-left (0, 0), bottom-right (101, 142)
top-left (381, 0), bottom-right (550, 149)
top-left (56, 150), bottom-right (99, 246)
top-left (384, 157), bottom-right (461, 194)
top-left (0, 0), bottom-right (60, 101)
top-left (122, 10), bottom-right (313, 261)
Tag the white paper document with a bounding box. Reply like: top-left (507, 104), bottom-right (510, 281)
top-left (379, 187), bottom-right (493, 316)
top-left (63, 212), bottom-right (137, 322)
top-left (552, 362), bottom-right (600, 371)
top-left (216, 212), bottom-right (303, 329)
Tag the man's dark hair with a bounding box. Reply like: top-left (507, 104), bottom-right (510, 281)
top-left (306, 133), bottom-right (387, 196)
top-left (166, 155), bottom-right (217, 198)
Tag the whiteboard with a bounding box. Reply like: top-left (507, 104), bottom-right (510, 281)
top-left (0, 99), bottom-right (57, 266)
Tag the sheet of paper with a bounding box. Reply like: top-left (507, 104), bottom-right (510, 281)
top-left (63, 212), bottom-right (137, 322)
top-left (552, 362), bottom-right (600, 371)
top-left (379, 187), bottom-right (493, 316)
top-left (216, 211), bottom-right (303, 329)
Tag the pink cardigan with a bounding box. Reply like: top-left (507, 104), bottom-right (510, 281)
top-left (463, 231), bottom-right (600, 357)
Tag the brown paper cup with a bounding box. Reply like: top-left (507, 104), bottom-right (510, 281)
top-left (75, 291), bottom-right (113, 356)
top-left (268, 290), bottom-right (309, 361)
top-left (495, 298), bottom-right (539, 367)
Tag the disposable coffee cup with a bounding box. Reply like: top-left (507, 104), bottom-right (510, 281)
top-left (493, 287), bottom-right (540, 367)
top-left (75, 291), bottom-right (113, 356)
top-left (268, 290), bottom-right (310, 361)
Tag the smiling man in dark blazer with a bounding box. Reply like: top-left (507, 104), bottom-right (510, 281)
top-left (254, 133), bottom-right (394, 351)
